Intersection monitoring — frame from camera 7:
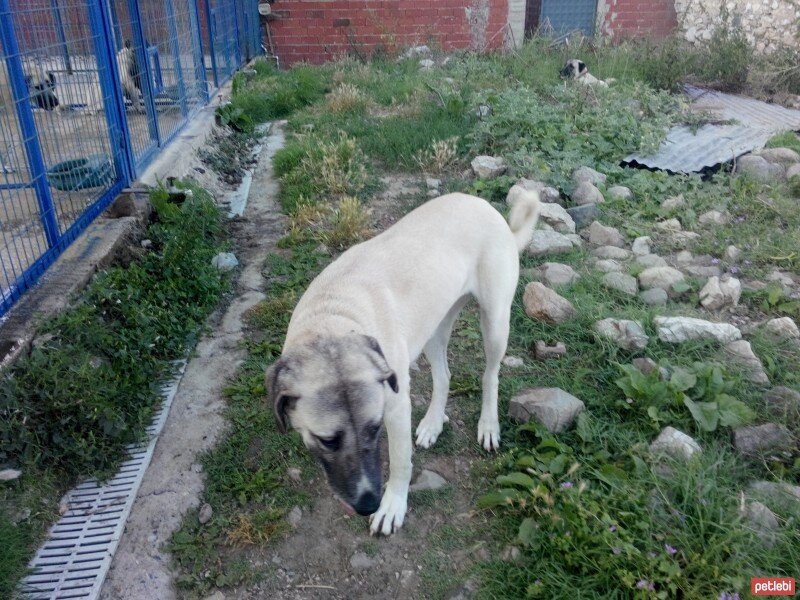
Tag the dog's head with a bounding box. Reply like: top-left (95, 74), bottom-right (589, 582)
top-left (560, 59), bottom-right (588, 80)
top-left (267, 333), bottom-right (398, 516)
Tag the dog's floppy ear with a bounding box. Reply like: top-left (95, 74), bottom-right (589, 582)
top-left (578, 61), bottom-right (587, 74)
top-left (266, 358), bottom-right (297, 433)
top-left (361, 335), bottom-right (399, 393)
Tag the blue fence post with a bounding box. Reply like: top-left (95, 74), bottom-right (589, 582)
top-left (164, 0), bottom-right (188, 117)
top-left (188, 0), bottom-right (209, 102)
top-left (230, 0), bottom-right (241, 67)
top-left (50, 0), bottom-right (73, 74)
top-left (0, 1), bottom-right (60, 248)
top-left (204, 0), bottom-right (219, 89)
top-left (126, 0), bottom-right (161, 145)
top-left (87, 0), bottom-right (135, 184)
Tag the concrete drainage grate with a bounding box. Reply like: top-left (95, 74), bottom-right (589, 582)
top-left (19, 362), bottom-right (187, 599)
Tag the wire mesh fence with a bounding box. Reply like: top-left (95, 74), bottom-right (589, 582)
top-left (0, 0), bottom-right (259, 316)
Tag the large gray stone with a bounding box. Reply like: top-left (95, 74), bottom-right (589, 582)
top-left (594, 318), bottom-right (648, 350)
top-left (724, 340), bottom-right (769, 385)
top-left (508, 387), bottom-right (585, 433)
top-left (566, 203), bottom-right (600, 228)
top-left (640, 288), bottom-right (668, 307)
top-left (523, 282), bottom-right (576, 324)
top-left (649, 426), bottom-right (701, 460)
top-left (764, 317), bottom-right (800, 340)
top-left (654, 316), bottom-right (742, 344)
top-left (571, 181), bottom-right (604, 205)
top-left (593, 259), bottom-right (624, 273)
top-left (635, 254), bottom-right (668, 269)
top-left (683, 264), bottom-right (723, 278)
top-left (749, 480), bottom-right (800, 508)
top-left (661, 194), bottom-right (685, 211)
top-left (471, 155), bottom-right (506, 178)
top-left (572, 166), bottom-right (606, 186)
top-left (532, 262), bottom-right (579, 287)
top-left (527, 230), bottom-right (575, 256)
top-left (587, 221), bottom-right (625, 247)
top-left (757, 147), bottom-right (800, 165)
top-left (737, 155), bottom-right (786, 182)
top-left (655, 218), bottom-right (682, 231)
top-left (734, 423), bottom-right (793, 456)
top-left (741, 500), bottom-right (780, 545)
top-left (638, 266), bottom-right (685, 291)
top-left (591, 245), bottom-right (631, 260)
top-left (700, 275), bottom-right (741, 310)
top-left (788, 163), bottom-right (800, 179)
top-left (538, 202), bottom-right (576, 234)
top-left (410, 469), bottom-right (448, 492)
top-left (602, 272), bottom-right (638, 296)
top-left (607, 185), bottom-right (632, 201)
top-left (698, 210), bottom-right (729, 226)
top-left (631, 236), bottom-right (651, 256)
top-left (764, 387), bottom-right (800, 424)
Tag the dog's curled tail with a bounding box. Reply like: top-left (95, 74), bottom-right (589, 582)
top-left (507, 185), bottom-right (541, 253)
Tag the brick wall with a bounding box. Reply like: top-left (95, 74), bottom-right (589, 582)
top-left (597, 0), bottom-right (677, 40)
top-left (266, 0), bottom-right (510, 65)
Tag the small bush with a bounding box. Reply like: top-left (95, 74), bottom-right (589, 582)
top-left (413, 137), bottom-right (460, 174)
top-left (637, 36), bottom-right (696, 92)
top-left (231, 65), bottom-right (328, 122)
top-left (320, 196), bottom-right (373, 250)
top-left (325, 83), bottom-right (369, 115)
top-left (699, 18), bottom-right (753, 92)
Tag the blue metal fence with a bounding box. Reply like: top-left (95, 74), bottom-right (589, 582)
top-left (0, 0), bottom-right (259, 316)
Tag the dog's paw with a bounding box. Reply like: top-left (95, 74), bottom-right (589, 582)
top-left (369, 490), bottom-right (407, 536)
top-left (477, 418), bottom-right (500, 452)
top-left (415, 413), bottom-right (449, 448)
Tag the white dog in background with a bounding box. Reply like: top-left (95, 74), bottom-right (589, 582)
top-left (116, 40), bottom-right (144, 112)
top-left (560, 59), bottom-right (614, 87)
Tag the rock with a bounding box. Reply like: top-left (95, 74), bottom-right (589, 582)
top-left (425, 177), bottom-right (441, 190)
top-left (661, 194), bottom-right (685, 211)
top-left (591, 245), bottom-right (631, 260)
top-left (511, 178), bottom-right (561, 204)
top-left (476, 104), bottom-right (492, 118)
top-left (532, 262), bottom-right (579, 287)
top-left (587, 221), bottom-right (625, 247)
top-left (594, 318), bottom-right (648, 351)
top-left (564, 234), bottom-right (583, 248)
top-left (404, 45), bottom-right (431, 58)
top-left (767, 270), bottom-right (795, 289)
top-left (699, 275), bottom-right (741, 310)
top-left (631, 236), bottom-right (651, 256)
top-left (787, 163), bottom-right (800, 179)
top-left (538, 202), bottom-right (576, 233)
top-left (683, 264), bottom-right (722, 278)
top-left (211, 252), bottom-right (238, 271)
top-left (607, 185), bottom-right (633, 201)
top-left (602, 272), bottom-right (638, 296)
top-left (757, 147), bottom-right (800, 165)
top-left (764, 387), bottom-right (800, 424)
top-left (572, 166), bottom-right (606, 186)
top-left (471, 155), bottom-right (506, 179)
top-left (749, 480), bottom-right (800, 507)
top-left (724, 340), bottom-right (769, 384)
top-left (198, 503), bottom-right (213, 525)
top-left (140, 239), bottom-right (153, 249)
top-left (649, 426), bottom-right (702, 460)
top-left (534, 341), bottom-right (567, 360)
top-left (566, 203), bottom-right (600, 228)
top-left (288, 506), bottom-right (302, 528)
top-left (501, 545), bottom-right (522, 562)
top-left (0, 468), bottom-right (22, 482)
top-left (734, 423), bottom-right (793, 456)
top-left (635, 254), bottom-right (668, 269)
top-left (741, 500), bottom-right (780, 545)
top-left (527, 230), bottom-right (575, 256)
top-left (764, 317), bottom-right (799, 340)
top-left (654, 316), bottom-right (742, 344)
top-left (594, 259), bottom-right (623, 273)
top-left (287, 467), bottom-right (302, 483)
top-left (523, 282), bottom-right (577, 324)
top-left (638, 266), bottom-right (685, 291)
top-left (350, 551), bottom-right (377, 570)
top-left (508, 387), bottom-right (585, 433)
top-left (571, 181), bottom-right (604, 205)
top-left (410, 469), bottom-right (448, 492)
top-left (668, 230), bottom-right (700, 247)
top-left (655, 218), bottom-right (682, 232)
top-left (698, 210), bottom-right (729, 226)
top-left (640, 288), bottom-right (668, 306)
top-left (418, 58), bottom-right (435, 69)
top-left (502, 355), bottom-right (525, 368)
top-left (675, 250), bottom-right (694, 265)
top-left (737, 155), bottom-right (786, 182)
top-left (725, 245), bottom-right (742, 262)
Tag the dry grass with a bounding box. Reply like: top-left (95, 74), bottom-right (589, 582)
top-left (319, 196), bottom-right (373, 250)
top-left (325, 83), bottom-right (369, 114)
top-left (413, 137), bottom-right (460, 174)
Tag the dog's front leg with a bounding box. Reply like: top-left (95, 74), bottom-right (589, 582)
top-left (369, 375), bottom-right (412, 536)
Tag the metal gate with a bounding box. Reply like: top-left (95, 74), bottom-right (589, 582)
top-left (0, 0), bottom-right (259, 316)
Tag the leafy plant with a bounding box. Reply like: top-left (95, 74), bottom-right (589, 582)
top-left (215, 103), bottom-right (254, 134)
top-left (614, 361), bottom-right (755, 432)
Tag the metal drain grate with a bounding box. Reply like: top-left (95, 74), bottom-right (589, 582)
top-left (19, 362), bottom-right (187, 599)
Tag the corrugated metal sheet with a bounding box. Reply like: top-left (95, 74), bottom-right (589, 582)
top-left (623, 85), bottom-right (800, 173)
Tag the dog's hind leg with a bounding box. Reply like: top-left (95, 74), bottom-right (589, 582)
top-left (415, 296), bottom-right (468, 448)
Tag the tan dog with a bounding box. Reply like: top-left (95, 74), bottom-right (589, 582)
top-left (267, 191), bottom-right (540, 535)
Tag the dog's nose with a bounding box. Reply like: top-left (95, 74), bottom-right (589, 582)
top-left (353, 491), bottom-right (380, 516)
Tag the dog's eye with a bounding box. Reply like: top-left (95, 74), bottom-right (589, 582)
top-left (317, 432), bottom-right (342, 452)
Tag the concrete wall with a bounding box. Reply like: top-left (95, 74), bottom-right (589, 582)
top-left (675, 0), bottom-right (799, 53)
top-left (266, 0), bottom-right (510, 65)
top-left (596, 0), bottom-right (678, 39)
top-left (506, 0), bottom-right (526, 47)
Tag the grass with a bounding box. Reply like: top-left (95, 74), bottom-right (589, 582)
top-left (174, 34), bottom-right (800, 599)
top-left (0, 182), bottom-right (230, 598)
